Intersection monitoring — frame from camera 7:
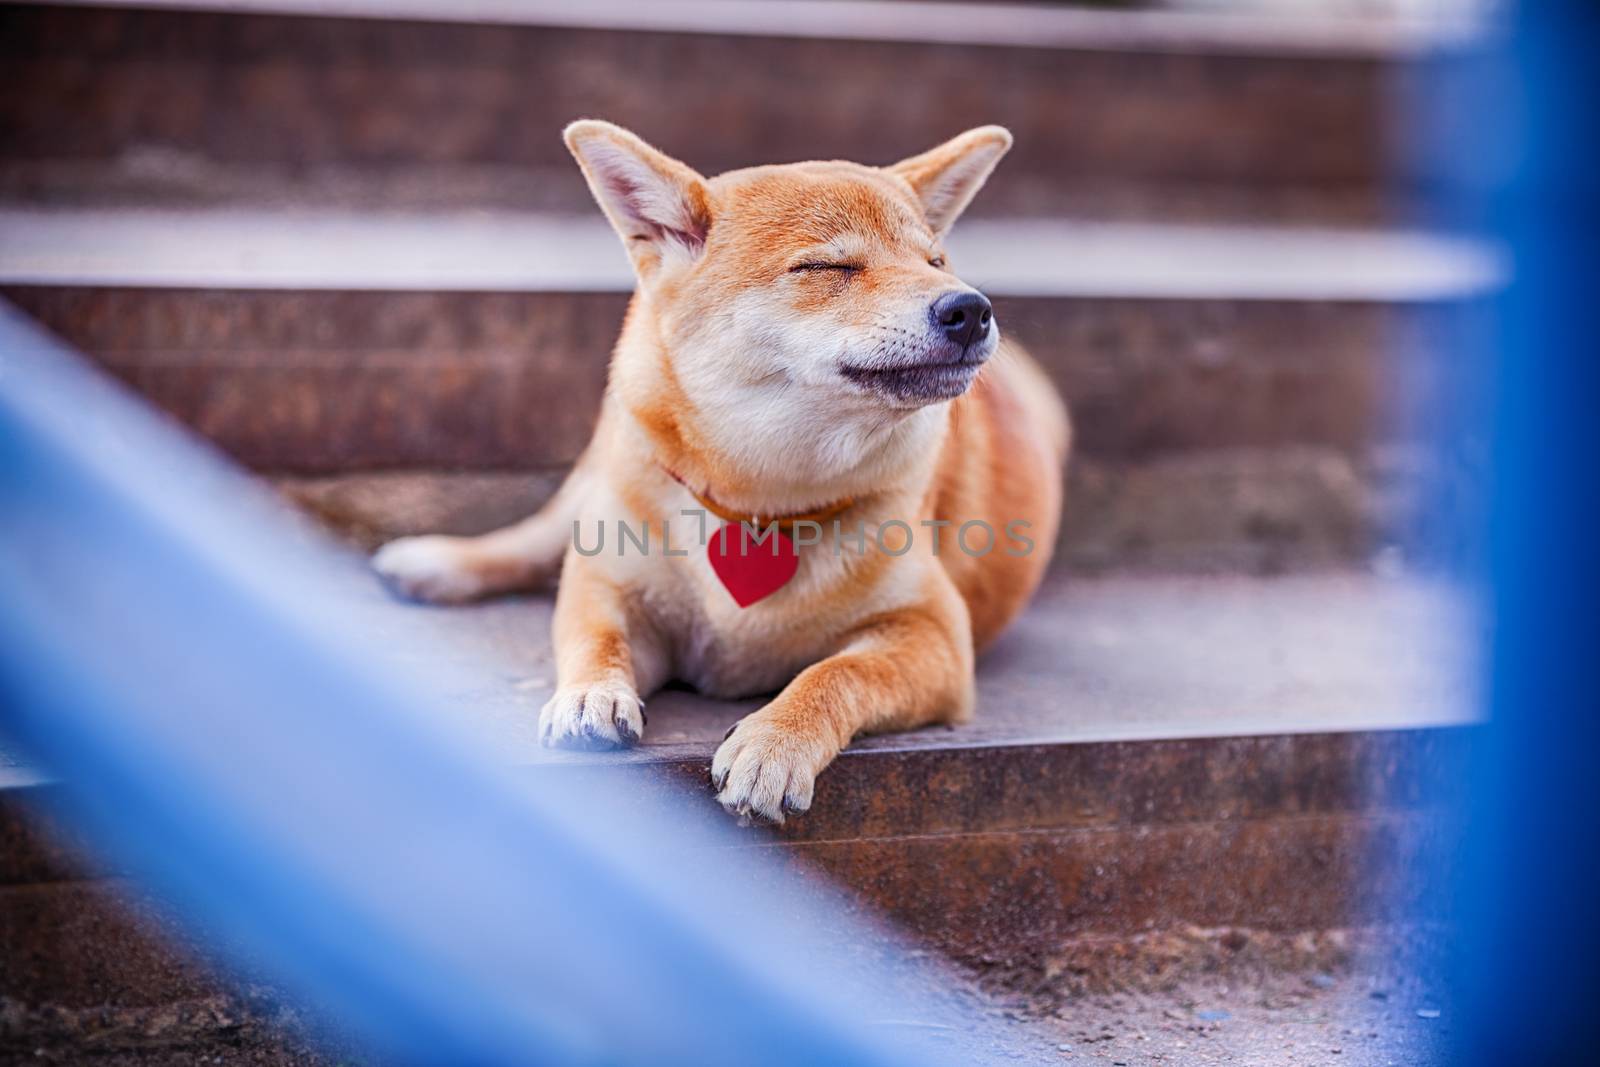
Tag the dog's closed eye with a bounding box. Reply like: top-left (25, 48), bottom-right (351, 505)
top-left (789, 262), bottom-right (862, 274)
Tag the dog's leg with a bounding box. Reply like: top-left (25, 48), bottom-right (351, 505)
top-left (372, 466), bottom-right (590, 604)
top-left (711, 580), bottom-right (975, 822)
top-left (539, 553), bottom-right (668, 749)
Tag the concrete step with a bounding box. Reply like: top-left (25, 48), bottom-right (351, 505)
top-left (0, 209), bottom-right (1496, 477)
top-left (0, 567), bottom-right (1477, 1054)
top-left (277, 447), bottom-right (1430, 576)
top-left (0, 0), bottom-right (1479, 225)
top-left (0, 206), bottom-right (1495, 570)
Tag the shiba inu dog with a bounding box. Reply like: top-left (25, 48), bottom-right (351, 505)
top-left (374, 120), bottom-right (1070, 822)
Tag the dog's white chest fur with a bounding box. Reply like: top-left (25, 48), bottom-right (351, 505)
top-left (650, 538), bottom-right (925, 698)
top-left (586, 489), bottom-right (922, 698)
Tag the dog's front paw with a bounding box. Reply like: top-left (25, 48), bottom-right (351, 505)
top-left (539, 683), bottom-right (645, 750)
top-left (372, 535), bottom-right (487, 604)
top-left (710, 713), bottom-right (829, 824)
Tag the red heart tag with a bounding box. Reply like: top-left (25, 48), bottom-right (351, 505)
top-left (708, 523), bottom-right (798, 607)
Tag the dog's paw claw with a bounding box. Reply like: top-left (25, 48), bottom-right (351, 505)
top-left (539, 683), bottom-right (644, 750)
top-left (710, 714), bottom-right (824, 824)
top-left (782, 790), bottom-right (813, 816)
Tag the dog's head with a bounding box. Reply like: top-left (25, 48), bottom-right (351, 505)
top-left (565, 121), bottom-right (1010, 417)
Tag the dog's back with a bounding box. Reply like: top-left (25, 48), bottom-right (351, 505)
top-left (931, 341), bottom-right (1069, 649)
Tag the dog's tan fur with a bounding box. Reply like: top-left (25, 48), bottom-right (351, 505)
top-left (375, 121), bottom-right (1069, 821)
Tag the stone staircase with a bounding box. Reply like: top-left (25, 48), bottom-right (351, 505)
top-left (0, 2), bottom-right (1484, 1063)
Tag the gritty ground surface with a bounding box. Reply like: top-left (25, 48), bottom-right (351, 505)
top-left (2, 987), bottom-right (1452, 1067)
top-left (4, 934), bottom-right (1451, 1066)
top-left (3, 982), bottom-right (1451, 1067)
top-left (1025, 971), bottom-right (1449, 1066)
top-left (973, 925), bottom-right (1453, 1066)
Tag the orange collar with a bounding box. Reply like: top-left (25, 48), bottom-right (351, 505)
top-left (663, 468), bottom-right (856, 533)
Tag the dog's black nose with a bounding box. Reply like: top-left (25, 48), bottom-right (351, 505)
top-left (932, 290), bottom-right (993, 348)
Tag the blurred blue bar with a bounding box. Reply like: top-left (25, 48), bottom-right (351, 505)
top-left (1459, 1), bottom-right (1600, 1061)
top-left (0, 303), bottom-right (999, 1066)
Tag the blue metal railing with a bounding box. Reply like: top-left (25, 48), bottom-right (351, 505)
top-left (1447, 1), bottom-right (1600, 1061)
top-left (0, 303), bottom-right (1009, 1066)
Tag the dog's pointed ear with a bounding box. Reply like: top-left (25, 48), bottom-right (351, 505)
top-left (888, 126), bottom-right (1013, 237)
top-left (564, 120), bottom-right (712, 275)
